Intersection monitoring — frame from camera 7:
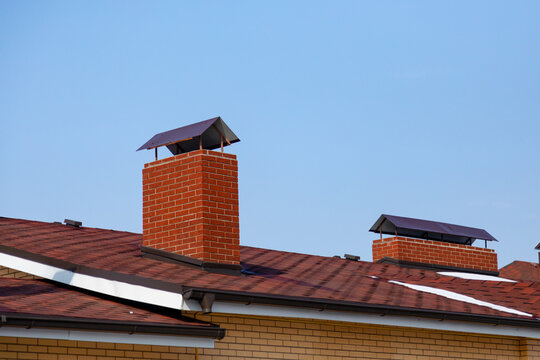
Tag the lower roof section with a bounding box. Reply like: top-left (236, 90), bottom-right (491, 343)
top-left (0, 276), bottom-right (224, 345)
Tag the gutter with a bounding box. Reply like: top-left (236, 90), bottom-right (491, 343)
top-left (0, 313), bottom-right (225, 339)
top-left (183, 287), bottom-right (540, 329)
top-left (0, 313), bottom-right (223, 348)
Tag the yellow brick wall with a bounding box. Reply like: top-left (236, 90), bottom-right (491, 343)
top-left (194, 313), bottom-right (532, 360)
top-left (0, 337), bottom-right (198, 360)
top-left (0, 265), bottom-right (40, 279)
top-left (1, 313), bottom-right (538, 359)
top-left (520, 338), bottom-right (540, 359)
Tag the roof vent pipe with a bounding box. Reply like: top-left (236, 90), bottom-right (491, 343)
top-left (200, 293), bottom-right (215, 314)
top-left (64, 219), bottom-right (82, 228)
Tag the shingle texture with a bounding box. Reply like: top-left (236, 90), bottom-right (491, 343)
top-left (500, 260), bottom-right (540, 283)
top-left (1, 217), bottom-right (539, 322)
top-left (0, 277), bottom-right (213, 327)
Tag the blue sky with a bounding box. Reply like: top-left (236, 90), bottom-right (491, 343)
top-left (1, 1), bottom-right (539, 267)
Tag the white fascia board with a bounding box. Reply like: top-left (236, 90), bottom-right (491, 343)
top-left (0, 252), bottom-right (200, 311)
top-left (0, 327), bottom-right (214, 348)
top-left (211, 302), bottom-right (540, 339)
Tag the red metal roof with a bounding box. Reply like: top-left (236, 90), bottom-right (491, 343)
top-left (1, 217), bottom-right (539, 323)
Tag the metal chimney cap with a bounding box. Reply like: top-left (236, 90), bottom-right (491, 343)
top-left (137, 117), bottom-right (240, 156)
top-left (369, 214), bottom-right (497, 245)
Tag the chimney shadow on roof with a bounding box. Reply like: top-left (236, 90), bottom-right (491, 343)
top-left (241, 263), bottom-right (285, 276)
top-left (0, 284), bottom-right (56, 297)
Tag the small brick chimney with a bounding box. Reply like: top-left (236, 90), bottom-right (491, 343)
top-left (138, 117), bottom-right (241, 272)
top-left (372, 237), bottom-right (498, 273)
top-left (369, 214), bottom-right (499, 274)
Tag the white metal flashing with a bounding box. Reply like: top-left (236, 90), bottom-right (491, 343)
top-left (211, 301), bottom-right (540, 339)
top-left (437, 271), bottom-right (517, 282)
top-left (389, 280), bottom-right (532, 317)
top-left (0, 252), bottom-right (200, 311)
top-left (0, 327), bottom-right (214, 347)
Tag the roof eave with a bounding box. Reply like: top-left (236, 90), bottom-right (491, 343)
top-left (183, 287), bottom-right (540, 329)
top-left (1, 312), bottom-right (225, 339)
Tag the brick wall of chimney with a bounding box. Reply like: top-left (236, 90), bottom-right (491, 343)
top-left (142, 150), bottom-right (240, 265)
top-left (372, 236), bottom-right (498, 272)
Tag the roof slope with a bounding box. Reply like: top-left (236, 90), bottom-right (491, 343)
top-left (0, 277), bottom-right (223, 338)
top-left (0, 277), bottom-right (188, 324)
top-left (500, 261), bottom-right (540, 283)
top-left (0, 217), bottom-right (539, 324)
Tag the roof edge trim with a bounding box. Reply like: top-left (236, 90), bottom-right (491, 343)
top-left (0, 251), bottom-right (199, 311)
top-left (0, 244), bottom-right (185, 294)
top-left (209, 301), bottom-right (540, 339)
top-left (0, 326), bottom-right (216, 348)
top-left (1, 313), bottom-right (225, 339)
top-left (184, 288), bottom-right (540, 329)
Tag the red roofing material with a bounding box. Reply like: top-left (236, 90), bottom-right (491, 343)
top-left (0, 277), bottom-right (214, 328)
top-left (0, 217), bottom-right (539, 322)
top-left (500, 261), bottom-right (540, 283)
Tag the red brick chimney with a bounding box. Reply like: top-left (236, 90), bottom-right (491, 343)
top-left (137, 118), bottom-right (241, 272)
top-left (372, 237), bottom-right (498, 273)
top-left (369, 215), bottom-right (499, 274)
